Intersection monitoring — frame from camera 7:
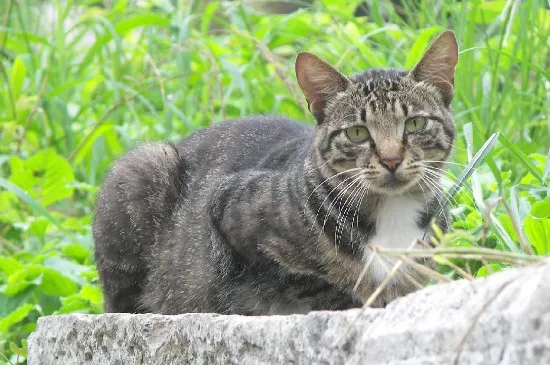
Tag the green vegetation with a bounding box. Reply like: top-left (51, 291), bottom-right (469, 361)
top-left (0, 0), bottom-right (548, 363)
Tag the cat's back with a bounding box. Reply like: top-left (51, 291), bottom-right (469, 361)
top-left (177, 116), bottom-right (314, 175)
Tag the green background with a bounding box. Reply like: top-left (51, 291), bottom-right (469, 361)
top-left (0, 0), bottom-right (549, 363)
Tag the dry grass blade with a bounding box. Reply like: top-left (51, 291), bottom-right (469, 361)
top-left (394, 254), bottom-right (452, 283)
top-left (452, 278), bottom-right (515, 365)
top-left (376, 246), bottom-right (544, 264)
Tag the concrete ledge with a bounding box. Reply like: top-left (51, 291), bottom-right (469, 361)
top-left (28, 261), bottom-right (550, 365)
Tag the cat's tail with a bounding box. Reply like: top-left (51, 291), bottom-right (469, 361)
top-left (93, 142), bottom-right (187, 313)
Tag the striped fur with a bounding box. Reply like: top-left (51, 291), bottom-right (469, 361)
top-left (94, 31), bottom-right (458, 314)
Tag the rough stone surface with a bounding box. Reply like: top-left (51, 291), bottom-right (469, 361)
top-left (28, 260), bottom-right (550, 365)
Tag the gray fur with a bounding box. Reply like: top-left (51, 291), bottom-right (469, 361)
top-left (94, 31), bottom-right (458, 314)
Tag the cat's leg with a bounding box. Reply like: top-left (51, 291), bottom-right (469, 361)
top-left (93, 142), bottom-right (187, 313)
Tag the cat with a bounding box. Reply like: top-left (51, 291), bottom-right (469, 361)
top-left (93, 30), bottom-right (458, 315)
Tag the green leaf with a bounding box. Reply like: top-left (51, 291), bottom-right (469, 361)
top-left (543, 147), bottom-right (550, 181)
top-left (61, 244), bottom-right (90, 263)
top-left (80, 285), bottom-right (102, 305)
top-left (0, 289), bottom-right (34, 317)
top-left (8, 265), bottom-right (78, 297)
top-left (9, 57), bottom-right (26, 101)
top-left (0, 304), bottom-right (34, 333)
top-left (37, 268), bottom-right (79, 297)
top-left (476, 264), bottom-right (503, 277)
top-left (8, 149), bottom-right (75, 207)
top-left (0, 178), bottom-right (63, 230)
top-left (467, 1), bottom-right (508, 24)
top-left (3, 276), bottom-right (41, 296)
top-left (78, 13), bottom-right (170, 74)
top-left (463, 123), bottom-right (485, 210)
top-left (0, 257), bottom-right (23, 276)
top-left (429, 131), bottom-right (500, 227)
top-left (42, 257), bottom-right (88, 285)
top-left (525, 199), bottom-right (550, 255)
top-left (530, 199), bottom-right (550, 218)
top-left (404, 27), bottom-right (441, 69)
top-left (499, 135), bottom-right (544, 184)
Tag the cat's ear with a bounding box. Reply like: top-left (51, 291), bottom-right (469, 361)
top-left (295, 52), bottom-right (350, 123)
top-left (408, 30), bottom-right (458, 105)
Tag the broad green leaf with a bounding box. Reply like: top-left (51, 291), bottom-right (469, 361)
top-left (37, 268), bottom-right (79, 297)
top-left (61, 244), bottom-right (91, 263)
top-left (0, 289), bottom-right (34, 317)
top-left (0, 257), bottom-right (23, 276)
top-left (42, 257), bottom-right (88, 285)
top-left (0, 304), bottom-right (34, 333)
top-left (9, 149), bottom-right (75, 207)
top-left (8, 265), bottom-right (78, 297)
top-left (80, 285), bottom-right (102, 305)
top-left (476, 264), bottom-right (503, 277)
top-left (57, 296), bottom-right (89, 314)
top-left (525, 200), bottom-right (550, 255)
top-left (3, 277), bottom-right (41, 297)
top-left (0, 178), bottom-right (64, 228)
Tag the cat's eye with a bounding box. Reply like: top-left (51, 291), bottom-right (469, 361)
top-left (405, 117), bottom-right (427, 133)
top-left (345, 126), bottom-right (369, 143)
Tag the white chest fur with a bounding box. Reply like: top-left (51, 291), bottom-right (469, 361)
top-left (363, 196), bottom-right (425, 282)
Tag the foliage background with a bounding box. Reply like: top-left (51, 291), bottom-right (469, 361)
top-left (0, 0), bottom-right (548, 363)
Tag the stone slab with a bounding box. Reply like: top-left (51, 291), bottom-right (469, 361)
top-left (27, 260), bottom-right (550, 364)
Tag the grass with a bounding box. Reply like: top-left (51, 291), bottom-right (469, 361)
top-left (0, 0), bottom-right (549, 363)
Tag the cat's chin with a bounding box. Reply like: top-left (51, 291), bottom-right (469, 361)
top-left (371, 177), bottom-right (418, 196)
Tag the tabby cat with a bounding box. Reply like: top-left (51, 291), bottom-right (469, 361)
top-left (93, 31), bottom-right (458, 315)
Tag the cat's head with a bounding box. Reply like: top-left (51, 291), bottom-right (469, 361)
top-left (296, 31), bottom-right (458, 195)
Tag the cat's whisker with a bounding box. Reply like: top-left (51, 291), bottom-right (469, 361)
top-left (422, 160), bottom-right (470, 168)
top-left (336, 179), bottom-right (362, 245)
top-left (351, 181), bottom-right (371, 245)
top-left (308, 170), bottom-right (366, 235)
top-left (413, 180), bottom-right (430, 223)
top-left (305, 167), bottom-right (363, 208)
top-left (420, 163), bottom-right (473, 189)
top-left (421, 163), bottom-right (468, 178)
top-left (422, 173), bottom-right (473, 216)
top-left (338, 178), bottom-right (369, 248)
top-left (328, 174), bottom-right (366, 233)
top-left (335, 178), bottom-right (365, 248)
top-left (447, 142), bottom-right (469, 152)
top-left (418, 175), bottom-right (451, 229)
top-left (419, 179), bottom-right (452, 232)
top-left (94, 29), bottom-right (461, 316)
top-left (421, 166), bottom-right (476, 198)
top-left (319, 174), bottom-right (366, 253)
top-left (420, 173), bottom-right (456, 206)
top-left (421, 165), bottom-right (476, 197)
top-left (420, 173), bottom-right (470, 226)
top-left (417, 169), bottom-right (459, 194)
top-left (421, 167), bottom-right (460, 187)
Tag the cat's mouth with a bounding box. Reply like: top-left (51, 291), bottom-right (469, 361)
top-left (374, 174), bottom-right (418, 195)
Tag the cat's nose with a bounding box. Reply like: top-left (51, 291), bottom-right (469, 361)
top-left (380, 158), bottom-right (402, 172)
